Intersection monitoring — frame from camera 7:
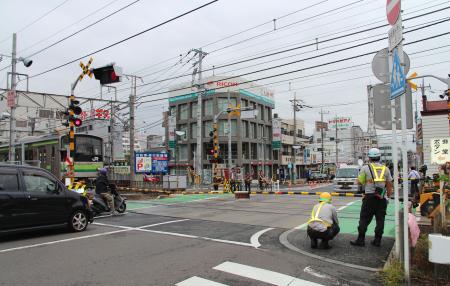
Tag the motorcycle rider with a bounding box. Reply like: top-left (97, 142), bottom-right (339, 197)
top-left (351, 148), bottom-right (393, 247)
top-left (95, 168), bottom-right (116, 215)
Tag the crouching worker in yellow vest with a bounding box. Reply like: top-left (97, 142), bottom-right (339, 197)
top-left (307, 192), bottom-right (340, 249)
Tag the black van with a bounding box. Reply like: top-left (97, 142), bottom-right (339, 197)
top-left (0, 164), bottom-right (93, 234)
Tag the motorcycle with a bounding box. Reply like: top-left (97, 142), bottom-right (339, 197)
top-left (90, 184), bottom-right (127, 216)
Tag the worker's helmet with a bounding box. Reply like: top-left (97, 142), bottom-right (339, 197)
top-left (319, 192), bottom-right (332, 203)
top-left (368, 148), bottom-right (381, 160)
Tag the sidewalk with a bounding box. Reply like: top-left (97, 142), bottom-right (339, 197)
top-left (282, 199), bottom-right (398, 271)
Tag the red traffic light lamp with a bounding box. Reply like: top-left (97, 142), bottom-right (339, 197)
top-left (93, 64), bottom-right (123, 85)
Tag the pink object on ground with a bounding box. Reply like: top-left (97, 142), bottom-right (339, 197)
top-left (408, 213), bottom-right (420, 247)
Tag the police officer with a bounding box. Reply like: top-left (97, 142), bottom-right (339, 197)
top-left (307, 192), bottom-right (340, 249)
top-left (351, 148), bottom-right (393, 247)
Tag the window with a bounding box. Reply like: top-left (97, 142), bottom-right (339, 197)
top-left (75, 136), bottom-right (102, 161)
top-left (203, 121), bottom-right (212, 137)
top-left (218, 120), bottom-right (237, 136)
top-left (178, 124), bottom-right (188, 140)
top-left (191, 103), bottom-right (198, 118)
top-left (0, 169), bottom-right (19, 192)
top-left (204, 99), bottom-right (213, 116)
top-left (218, 98), bottom-right (237, 113)
top-left (179, 104), bottom-right (189, 120)
top-left (191, 123), bottom-right (197, 139)
top-left (23, 170), bottom-right (57, 193)
top-left (178, 145), bottom-right (188, 161)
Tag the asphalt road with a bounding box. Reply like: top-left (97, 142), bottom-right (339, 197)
top-left (0, 185), bottom-right (391, 286)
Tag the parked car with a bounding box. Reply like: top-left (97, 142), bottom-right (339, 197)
top-left (309, 172), bottom-right (328, 181)
top-left (0, 164), bottom-right (93, 235)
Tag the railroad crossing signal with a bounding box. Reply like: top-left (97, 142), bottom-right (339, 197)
top-left (79, 58), bottom-right (93, 81)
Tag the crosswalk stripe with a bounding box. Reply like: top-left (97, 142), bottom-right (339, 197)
top-left (176, 276), bottom-right (229, 286)
top-left (213, 261), bottom-right (324, 286)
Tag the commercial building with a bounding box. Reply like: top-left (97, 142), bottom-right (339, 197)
top-left (167, 76), bottom-right (275, 178)
top-left (417, 99), bottom-right (448, 174)
top-left (146, 134), bottom-right (165, 152)
top-left (274, 117), bottom-right (309, 180)
top-left (309, 119), bottom-right (365, 169)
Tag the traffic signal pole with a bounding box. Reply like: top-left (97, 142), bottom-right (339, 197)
top-left (68, 77), bottom-right (82, 184)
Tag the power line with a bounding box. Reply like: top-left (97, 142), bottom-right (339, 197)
top-left (28, 0), bottom-right (219, 79)
top-left (208, 0), bottom-right (366, 54)
top-left (207, 0), bottom-right (448, 64)
top-left (137, 22), bottom-right (450, 101)
top-left (137, 32), bottom-right (450, 105)
top-left (0, 0), bottom-right (71, 45)
top-left (25, 0), bottom-right (142, 59)
top-left (132, 7), bottom-right (450, 90)
top-left (200, 0), bottom-right (330, 49)
top-left (19, 0), bottom-right (121, 54)
top-left (77, 1), bottom-right (448, 101)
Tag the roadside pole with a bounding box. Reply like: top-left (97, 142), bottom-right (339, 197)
top-left (387, 0), bottom-right (409, 282)
top-left (228, 90), bottom-right (232, 174)
top-left (8, 33), bottom-right (17, 162)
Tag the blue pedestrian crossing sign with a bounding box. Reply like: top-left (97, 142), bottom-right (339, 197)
top-left (390, 48), bottom-right (406, 99)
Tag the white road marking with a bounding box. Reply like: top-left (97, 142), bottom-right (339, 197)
top-left (176, 276), bottom-right (229, 286)
top-left (137, 218), bottom-right (190, 229)
top-left (0, 229), bottom-right (129, 253)
top-left (337, 200), bottom-right (357, 211)
top-left (250, 227), bottom-right (274, 248)
top-left (213, 261), bottom-right (324, 286)
top-left (137, 228), bottom-right (199, 239)
top-left (92, 222), bottom-right (134, 229)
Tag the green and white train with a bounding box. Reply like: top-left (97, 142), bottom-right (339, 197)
top-left (0, 134), bottom-right (104, 180)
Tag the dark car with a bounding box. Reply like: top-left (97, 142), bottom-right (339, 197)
top-left (0, 164), bottom-right (93, 235)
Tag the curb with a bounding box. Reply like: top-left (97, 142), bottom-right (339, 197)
top-left (117, 187), bottom-right (169, 194)
top-left (180, 191), bottom-right (362, 197)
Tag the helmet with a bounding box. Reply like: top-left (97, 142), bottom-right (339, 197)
top-left (368, 148), bottom-right (381, 159)
top-left (98, 168), bottom-right (108, 176)
top-left (319, 192), bottom-right (332, 203)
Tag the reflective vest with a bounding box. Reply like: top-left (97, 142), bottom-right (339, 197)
top-left (307, 202), bottom-right (331, 227)
top-left (358, 164), bottom-right (387, 184)
top-left (369, 163), bottom-right (387, 182)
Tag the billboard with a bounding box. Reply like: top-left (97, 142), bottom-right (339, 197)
top-left (328, 117), bottom-right (352, 129)
top-left (272, 118), bottom-right (281, 150)
top-left (135, 152), bottom-right (169, 174)
top-left (431, 138), bottom-right (450, 165)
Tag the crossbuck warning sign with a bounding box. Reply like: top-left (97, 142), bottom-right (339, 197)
top-left (390, 48), bottom-right (406, 99)
top-left (79, 57), bottom-right (93, 81)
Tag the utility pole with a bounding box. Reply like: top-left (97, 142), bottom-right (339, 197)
top-left (192, 48), bottom-right (208, 189)
top-left (319, 108), bottom-right (329, 173)
top-left (290, 92), bottom-right (298, 183)
top-left (8, 33), bottom-right (17, 162)
top-left (335, 115), bottom-right (338, 166)
top-left (228, 90), bottom-right (232, 173)
top-left (126, 74), bottom-right (143, 187)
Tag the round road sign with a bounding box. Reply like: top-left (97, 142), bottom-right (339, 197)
top-left (371, 47), bottom-right (410, 83)
top-left (386, 0), bottom-right (401, 25)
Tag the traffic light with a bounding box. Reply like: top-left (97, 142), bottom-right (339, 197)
top-left (92, 64), bottom-right (122, 85)
top-left (63, 98), bottom-right (83, 127)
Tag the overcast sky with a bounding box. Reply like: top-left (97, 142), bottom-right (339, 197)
top-left (1, 0), bottom-right (449, 137)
